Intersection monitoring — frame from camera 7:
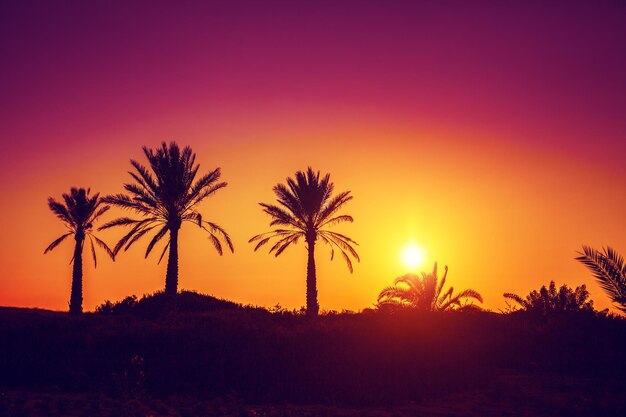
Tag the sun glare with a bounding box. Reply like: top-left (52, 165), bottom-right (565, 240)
top-left (401, 243), bottom-right (426, 270)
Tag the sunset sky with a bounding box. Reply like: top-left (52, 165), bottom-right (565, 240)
top-left (1, 1), bottom-right (625, 313)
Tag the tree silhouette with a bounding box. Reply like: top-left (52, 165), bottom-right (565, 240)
top-left (44, 187), bottom-right (114, 315)
top-left (100, 142), bottom-right (233, 305)
top-left (377, 263), bottom-right (483, 312)
top-left (576, 245), bottom-right (626, 313)
top-left (503, 281), bottom-right (594, 315)
top-left (250, 167), bottom-right (359, 316)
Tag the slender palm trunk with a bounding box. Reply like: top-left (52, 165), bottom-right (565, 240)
top-left (69, 235), bottom-right (84, 315)
top-left (165, 227), bottom-right (179, 302)
top-left (306, 239), bottom-right (319, 316)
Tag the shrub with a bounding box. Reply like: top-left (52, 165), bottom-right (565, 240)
top-left (503, 281), bottom-right (595, 315)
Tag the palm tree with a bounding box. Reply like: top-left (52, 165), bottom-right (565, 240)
top-left (503, 281), bottom-right (594, 315)
top-left (100, 142), bottom-right (233, 303)
top-left (377, 263), bottom-right (483, 312)
top-left (576, 245), bottom-right (626, 313)
top-left (44, 187), bottom-right (114, 315)
top-left (249, 167), bottom-right (359, 316)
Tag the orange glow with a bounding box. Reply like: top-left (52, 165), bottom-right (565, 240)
top-left (1, 122), bottom-right (624, 314)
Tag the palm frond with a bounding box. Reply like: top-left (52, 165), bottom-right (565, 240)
top-left (145, 225), bottom-right (168, 258)
top-left (378, 262), bottom-right (482, 311)
top-left (576, 245), bottom-right (626, 311)
top-left (44, 232), bottom-right (73, 254)
top-left (157, 240), bottom-right (170, 264)
top-left (203, 221), bottom-right (234, 253)
top-left (503, 292), bottom-right (529, 308)
top-left (99, 217), bottom-right (148, 230)
top-left (102, 194), bottom-right (154, 215)
top-left (47, 198), bottom-right (73, 226)
top-left (207, 233), bottom-right (223, 255)
top-left (123, 225), bottom-right (157, 252)
top-left (455, 289), bottom-right (483, 303)
top-left (88, 205), bottom-right (110, 224)
top-left (88, 235), bottom-right (98, 267)
top-left (90, 234), bottom-right (115, 260)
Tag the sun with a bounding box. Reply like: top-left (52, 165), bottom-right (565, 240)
top-left (401, 243), bottom-right (426, 270)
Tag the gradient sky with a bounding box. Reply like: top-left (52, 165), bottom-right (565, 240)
top-left (1, 1), bottom-right (625, 313)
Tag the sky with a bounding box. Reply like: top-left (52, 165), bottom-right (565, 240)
top-left (1, 0), bottom-right (625, 313)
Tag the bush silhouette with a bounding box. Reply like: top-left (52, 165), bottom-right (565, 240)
top-left (377, 262), bottom-right (483, 312)
top-left (503, 281), bottom-right (595, 315)
top-left (96, 290), bottom-right (251, 318)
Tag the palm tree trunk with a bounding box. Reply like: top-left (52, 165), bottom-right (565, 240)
top-left (306, 239), bottom-right (319, 316)
top-left (69, 236), bottom-right (83, 315)
top-left (165, 228), bottom-right (179, 305)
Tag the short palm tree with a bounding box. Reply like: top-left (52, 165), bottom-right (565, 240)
top-left (377, 263), bottom-right (483, 311)
top-left (576, 245), bottom-right (626, 313)
top-left (100, 142), bottom-right (233, 302)
top-left (44, 187), bottom-right (114, 315)
top-left (503, 281), bottom-right (594, 315)
top-left (250, 167), bottom-right (359, 316)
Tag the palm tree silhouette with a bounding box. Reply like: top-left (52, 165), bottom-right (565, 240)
top-left (44, 188), bottom-right (114, 315)
top-left (576, 245), bottom-right (626, 312)
top-left (100, 142), bottom-right (233, 304)
top-left (503, 281), bottom-right (594, 314)
top-left (377, 263), bottom-right (483, 311)
top-left (250, 167), bottom-right (359, 316)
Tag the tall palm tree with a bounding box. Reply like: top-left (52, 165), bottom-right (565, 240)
top-left (576, 245), bottom-right (626, 312)
top-left (100, 142), bottom-right (233, 302)
top-left (44, 187), bottom-right (114, 315)
top-left (250, 167), bottom-right (359, 316)
top-left (377, 263), bottom-right (483, 312)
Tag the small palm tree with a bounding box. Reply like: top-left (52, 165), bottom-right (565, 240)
top-left (576, 245), bottom-right (626, 313)
top-left (100, 142), bottom-right (233, 303)
top-left (250, 167), bottom-right (359, 316)
top-left (44, 187), bottom-right (114, 315)
top-left (503, 281), bottom-right (594, 315)
top-left (377, 263), bottom-right (483, 312)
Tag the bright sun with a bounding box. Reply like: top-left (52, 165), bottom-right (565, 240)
top-left (401, 243), bottom-right (426, 270)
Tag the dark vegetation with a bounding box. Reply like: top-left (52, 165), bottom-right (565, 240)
top-left (34, 142), bottom-right (626, 414)
top-left (377, 262), bottom-right (483, 311)
top-left (250, 167), bottom-right (359, 317)
top-left (576, 246), bottom-right (626, 312)
top-left (503, 281), bottom-right (597, 316)
top-left (1, 292), bottom-right (625, 414)
top-left (93, 290), bottom-right (259, 318)
top-left (44, 188), bottom-right (114, 314)
top-left (100, 142), bottom-right (234, 312)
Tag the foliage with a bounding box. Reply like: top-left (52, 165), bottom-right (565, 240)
top-left (377, 262), bottom-right (483, 311)
top-left (101, 142), bottom-right (233, 259)
top-left (576, 245), bottom-right (626, 313)
top-left (503, 281), bottom-right (595, 315)
top-left (100, 142), bottom-right (233, 297)
top-left (45, 187), bottom-right (114, 314)
top-left (250, 167), bottom-right (358, 315)
top-left (250, 167), bottom-right (359, 270)
top-left (45, 187), bottom-right (114, 266)
top-left (95, 290), bottom-right (251, 318)
top-left (95, 295), bottom-right (138, 315)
